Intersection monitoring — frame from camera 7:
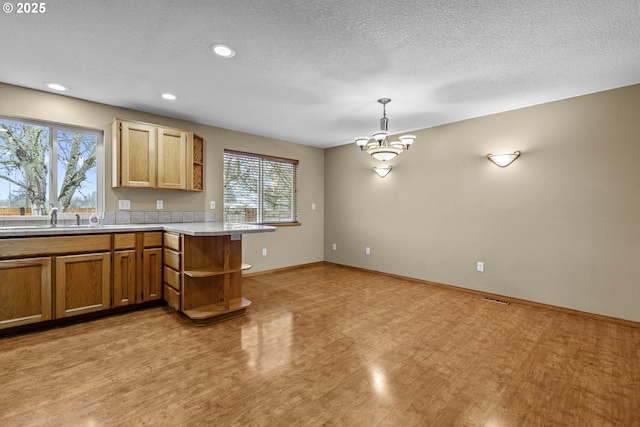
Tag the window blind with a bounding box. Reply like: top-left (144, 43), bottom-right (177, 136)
top-left (223, 149), bottom-right (299, 224)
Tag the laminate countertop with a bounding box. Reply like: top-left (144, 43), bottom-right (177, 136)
top-left (0, 222), bottom-right (276, 237)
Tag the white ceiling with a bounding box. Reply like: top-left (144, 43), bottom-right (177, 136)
top-left (1, 0), bottom-right (639, 148)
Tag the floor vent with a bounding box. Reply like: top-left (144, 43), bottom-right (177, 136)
top-left (482, 296), bottom-right (510, 305)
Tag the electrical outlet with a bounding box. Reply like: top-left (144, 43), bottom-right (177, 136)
top-left (210, 201), bottom-right (216, 210)
top-left (262, 248), bottom-right (267, 256)
top-left (156, 200), bottom-right (163, 210)
top-left (477, 262), bottom-right (484, 272)
top-left (118, 200), bottom-right (130, 210)
top-left (365, 247), bottom-right (371, 255)
top-left (332, 243), bottom-right (336, 251)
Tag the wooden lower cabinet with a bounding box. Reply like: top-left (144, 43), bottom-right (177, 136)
top-left (163, 232), bottom-right (251, 324)
top-left (112, 232), bottom-right (163, 305)
top-left (0, 257), bottom-right (52, 329)
top-left (55, 253), bottom-right (111, 318)
top-left (142, 247), bottom-right (162, 302)
top-left (113, 250), bottom-right (136, 306)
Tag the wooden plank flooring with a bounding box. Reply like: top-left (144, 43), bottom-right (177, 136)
top-left (1, 263), bottom-right (639, 426)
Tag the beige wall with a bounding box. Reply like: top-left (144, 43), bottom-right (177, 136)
top-left (0, 83), bottom-right (325, 272)
top-left (325, 84), bottom-right (640, 322)
top-left (3, 82), bottom-right (639, 322)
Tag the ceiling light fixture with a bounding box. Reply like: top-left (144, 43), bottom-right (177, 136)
top-left (487, 151), bottom-right (521, 167)
top-left (372, 166), bottom-right (392, 178)
top-left (161, 93), bottom-right (177, 100)
top-left (46, 83), bottom-right (67, 91)
top-left (355, 98), bottom-right (416, 161)
top-left (211, 43), bottom-right (236, 58)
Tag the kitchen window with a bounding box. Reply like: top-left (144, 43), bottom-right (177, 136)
top-left (223, 149), bottom-right (299, 225)
top-left (0, 116), bottom-right (103, 216)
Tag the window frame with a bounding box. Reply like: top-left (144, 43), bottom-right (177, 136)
top-left (0, 115), bottom-right (104, 218)
top-left (223, 149), bottom-right (300, 226)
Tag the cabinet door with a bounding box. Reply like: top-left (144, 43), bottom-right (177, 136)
top-left (56, 253), bottom-right (111, 318)
top-left (113, 250), bottom-right (136, 306)
top-left (0, 258), bottom-right (52, 329)
top-left (117, 121), bottom-right (157, 188)
top-left (142, 248), bottom-right (163, 301)
top-left (157, 127), bottom-right (188, 189)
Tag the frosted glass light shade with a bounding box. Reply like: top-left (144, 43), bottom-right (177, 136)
top-left (367, 145), bottom-right (402, 161)
top-left (372, 166), bottom-right (392, 177)
top-left (487, 151), bottom-right (521, 167)
top-left (399, 135), bottom-right (416, 148)
top-left (355, 137), bottom-right (370, 150)
top-left (372, 132), bottom-right (388, 143)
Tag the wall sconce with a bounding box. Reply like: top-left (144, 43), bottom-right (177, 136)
top-left (487, 151), bottom-right (520, 167)
top-left (372, 166), bottom-right (392, 178)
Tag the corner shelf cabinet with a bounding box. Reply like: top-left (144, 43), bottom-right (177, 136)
top-left (163, 232), bottom-right (251, 324)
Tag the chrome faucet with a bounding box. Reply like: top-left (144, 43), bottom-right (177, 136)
top-left (50, 206), bottom-right (58, 227)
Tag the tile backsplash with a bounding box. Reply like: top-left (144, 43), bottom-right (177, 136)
top-left (0, 211), bottom-right (215, 227)
top-left (105, 211), bottom-right (213, 224)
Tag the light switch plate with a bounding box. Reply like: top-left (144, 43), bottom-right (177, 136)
top-left (118, 200), bottom-right (131, 210)
top-left (156, 200), bottom-right (163, 210)
top-left (210, 201), bottom-right (216, 210)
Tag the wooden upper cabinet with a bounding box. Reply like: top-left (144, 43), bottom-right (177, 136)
top-left (157, 127), bottom-right (188, 190)
top-left (112, 119), bottom-right (203, 191)
top-left (113, 120), bottom-right (157, 188)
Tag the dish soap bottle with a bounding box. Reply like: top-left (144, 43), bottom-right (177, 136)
top-left (89, 212), bottom-right (100, 227)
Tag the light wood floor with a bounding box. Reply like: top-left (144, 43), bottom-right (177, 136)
top-left (1, 263), bottom-right (639, 427)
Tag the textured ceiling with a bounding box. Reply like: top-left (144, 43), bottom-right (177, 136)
top-left (1, 0), bottom-right (639, 148)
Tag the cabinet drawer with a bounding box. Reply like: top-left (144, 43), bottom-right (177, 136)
top-left (164, 284), bottom-right (180, 311)
top-left (144, 232), bottom-right (163, 248)
top-left (164, 249), bottom-right (181, 270)
top-left (164, 233), bottom-right (180, 251)
top-left (113, 233), bottom-right (136, 250)
top-left (0, 235), bottom-right (111, 258)
top-left (164, 266), bottom-right (180, 292)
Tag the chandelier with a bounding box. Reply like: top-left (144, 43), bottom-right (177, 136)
top-left (354, 98), bottom-right (416, 161)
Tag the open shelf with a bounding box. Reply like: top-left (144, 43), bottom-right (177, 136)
top-left (184, 263), bottom-right (252, 278)
top-left (182, 297), bottom-right (251, 321)
top-left (191, 135), bottom-right (204, 191)
top-left (184, 268), bottom-right (225, 278)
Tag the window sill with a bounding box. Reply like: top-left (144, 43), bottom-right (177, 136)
top-left (260, 222), bottom-right (301, 227)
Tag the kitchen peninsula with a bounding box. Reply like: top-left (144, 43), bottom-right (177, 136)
top-left (0, 222), bottom-right (275, 334)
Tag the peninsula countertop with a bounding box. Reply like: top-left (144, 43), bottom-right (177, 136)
top-left (0, 222), bottom-right (276, 237)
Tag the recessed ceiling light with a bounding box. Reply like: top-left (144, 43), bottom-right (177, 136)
top-left (161, 93), bottom-right (177, 100)
top-left (46, 83), bottom-right (67, 91)
top-left (211, 43), bottom-right (236, 58)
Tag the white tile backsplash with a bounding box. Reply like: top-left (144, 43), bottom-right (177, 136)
top-left (1, 211), bottom-right (215, 227)
top-left (102, 211), bottom-right (214, 225)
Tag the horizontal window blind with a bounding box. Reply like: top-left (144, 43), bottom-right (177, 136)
top-left (223, 150), bottom-right (298, 224)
